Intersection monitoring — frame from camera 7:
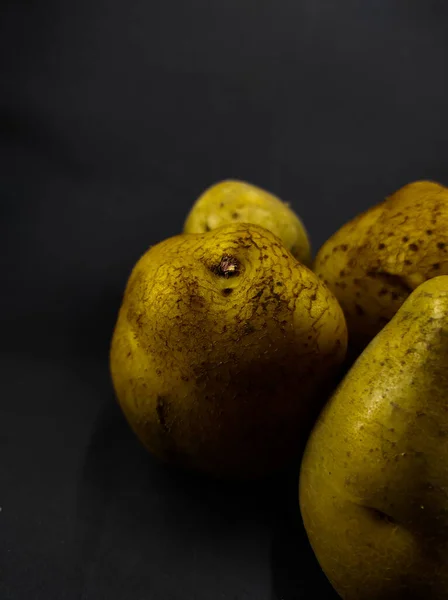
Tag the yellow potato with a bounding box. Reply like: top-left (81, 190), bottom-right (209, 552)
top-left (300, 276), bottom-right (448, 599)
top-left (184, 179), bottom-right (311, 266)
top-left (314, 180), bottom-right (448, 348)
top-left (110, 223), bottom-right (346, 478)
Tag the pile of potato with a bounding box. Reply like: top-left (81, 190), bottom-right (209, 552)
top-left (110, 179), bottom-right (448, 599)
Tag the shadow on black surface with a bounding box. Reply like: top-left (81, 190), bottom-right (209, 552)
top-left (75, 395), bottom-right (338, 599)
top-left (270, 477), bottom-right (338, 600)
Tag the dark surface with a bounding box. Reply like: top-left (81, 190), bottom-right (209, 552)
top-left (1, 1), bottom-right (448, 598)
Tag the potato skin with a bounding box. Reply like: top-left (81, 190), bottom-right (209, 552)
top-left (110, 223), bottom-right (347, 478)
top-left (184, 179), bottom-right (312, 266)
top-left (299, 276), bottom-right (448, 600)
top-left (314, 181), bottom-right (448, 349)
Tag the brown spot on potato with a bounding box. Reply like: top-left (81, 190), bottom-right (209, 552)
top-left (243, 322), bottom-right (256, 335)
top-left (426, 229), bottom-right (433, 235)
top-left (222, 288), bottom-right (233, 296)
top-left (367, 271), bottom-right (413, 294)
top-left (433, 263), bottom-right (440, 270)
top-left (408, 243), bottom-right (419, 251)
top-left (378, 243), bottom-right (386, 250)
top-left (340, 244), bottom-right (349, 251)
top-left (438, 242), bottom-right (446, 250)
top-left (402, 236), bottom-right (409, 243)
top-left (156, 396), bottom-right (169, 433)
top-left (212, 255), bottom-right (241, 278)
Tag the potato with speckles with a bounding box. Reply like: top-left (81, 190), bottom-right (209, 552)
top-left (184, 179), bottom-right (312, 266)
top-left (314, 180), bottom-right (448, 349)
top-left (299, 276), bottom-right (448, 600)
top-left (110, 223), bottom-right (347, 478)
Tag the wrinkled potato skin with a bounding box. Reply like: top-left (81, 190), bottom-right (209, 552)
top-left (110, 223), bottom-right (346, 478)
top-left (184, 180), bottom-right (312, 266)
top-left (300, 276), bottom-right (448, 600)
top-left (314, 181), bottom-right (448, 349)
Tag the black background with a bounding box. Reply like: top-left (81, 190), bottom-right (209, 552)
top-left (1, 2), bottom-right (448, 599)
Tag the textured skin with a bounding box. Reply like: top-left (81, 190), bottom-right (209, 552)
top-left (299, 276), bottom-right (448, 599)
top-left (183, 180), bottom-right (312, 266)
top-left (110, 223), bottom-right (346, 478)
top-left (314, 181), bottom-right (448, 349)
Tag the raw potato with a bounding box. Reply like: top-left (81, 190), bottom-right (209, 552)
top-left (184, 179), bottom-right (312, 266)
top-left (314, 180), bottom-right (448, 349)
top-left (110, 223), bottom-right (347, 478)
top-left (299, 276), bottom-right (448, 600)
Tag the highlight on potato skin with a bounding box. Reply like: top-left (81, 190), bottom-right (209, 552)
top-left (299, 276), bottom-right (448, 600)
top-left (110, 222), bottom-right (347, 479)
top-left (314, 180), bottom-right (448, 349)
top-left (183, 179), bottom-right (312, 267)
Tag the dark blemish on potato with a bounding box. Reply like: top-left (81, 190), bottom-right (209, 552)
top-left (222, 288), bottom-right (233, 296)
top-left (156, 368), bottom-right (162, 376)
top-left (348, 258), bottom-right (357, 268)
top-left (369, 508), bottom-right (395, 524)
top-left (367, 271), bottom-right (413, 294)
top-left (205, 224), bottom-right (211, 232)
top-left (427, 229), bottom-right (433, 235)
top-left (391, 292), bottom-right (400, 300)
top-left (231, 212), bottom-right (239, 219)
top-left (156, 396), bottom-right (169, 433)
top-left (341, 244), bottom-right (349, 251)
top-left (387, 232), bottom-right (394, 237)
top-left (438, 242), bottom-right (446, 250)
top-left (220, 202), bottom-right (224, 208)
top-left (310, 292), bottom-right (317, 301)
top-left (181, 375), bottom-right (189, 382)
top-left (378, 243), bottom-right (386, 250)
top-left (433, 263), bottom-right (441, 270)
top-left (404, 259), bottom-right (412, 266)
top-left (355, 303), bottom-right (365, 316)
top-left (212, 255), bottom-right (241, 278)
top-left (336, 282), bottom-right (347, 289)
top-left (409, 243), bottom-right (419, 251)
top-left (340, 269), bottom-right (346, 277)
top-left (402, 236), bottom-right (409, 243)
top-left (378, 288), bottom-right (388, 296)
top-left (127, 351), bottom-right (132, 358)
top-left (276, 281), bottom-right (283, 286)
top-left (243, 321), bottom-right (255, 335)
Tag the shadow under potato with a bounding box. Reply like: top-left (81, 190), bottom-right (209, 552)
top-left (75, 396), bottom-right (337, 599)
